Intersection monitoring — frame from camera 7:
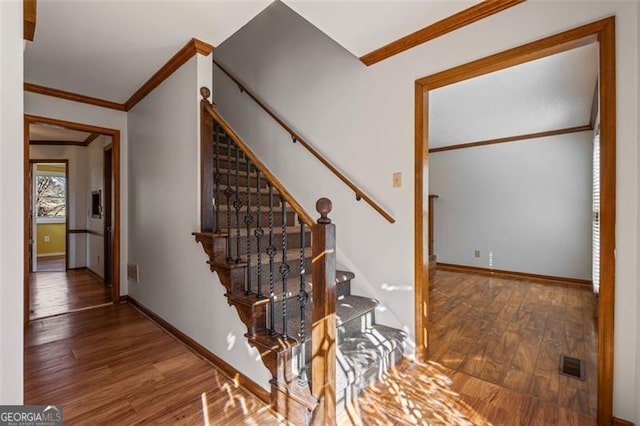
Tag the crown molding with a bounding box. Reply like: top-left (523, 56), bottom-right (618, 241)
top-left (360, 0), bottom-right (525, 66)
top-left (24, 38), bottom-right (214, 112)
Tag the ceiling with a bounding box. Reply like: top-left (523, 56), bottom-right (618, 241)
top-left (429, 43), bottom-right (599, 149)
top-left (29, 123), bottom-right (91, 142)
top-left (24, 0), bottom-right (480, 102)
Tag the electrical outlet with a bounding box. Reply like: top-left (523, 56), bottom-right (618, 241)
top-left (44, 235), bottom-right (50, 242)
top-left (127, 263), bottom-right (139, 283)
top-left (393, 172), bottom-right (402, 188)
top-left (474, 250), bottom-right (480, 258)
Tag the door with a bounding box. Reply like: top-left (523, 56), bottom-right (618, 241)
top-left (104, 146), bottom-right (113, 286)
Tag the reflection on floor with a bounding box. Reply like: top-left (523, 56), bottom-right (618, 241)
top-left (37, 255), bottom-right (66, 272)
top-left (30, 269), bottom-right (112, 320)
top-left (25, 304), bottom-right (284, 425)
top-left (428, 268), bottom-right (597, 422)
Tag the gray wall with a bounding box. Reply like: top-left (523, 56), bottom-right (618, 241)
top-left (429, 131), bottom-right (593, 280)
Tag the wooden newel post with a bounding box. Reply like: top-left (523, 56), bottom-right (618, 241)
top-left (200, 87), bottom-right (214, 232)
top-left (311, 197), bottom-right (337, 425)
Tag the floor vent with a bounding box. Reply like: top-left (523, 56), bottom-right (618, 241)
top-left (560, 355), bottom-right (585, 380)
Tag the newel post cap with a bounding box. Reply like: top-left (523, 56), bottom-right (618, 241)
top-left (200, 86), bottom-right (211, 101)
top-left (316, 198), bottom-right (332, 224)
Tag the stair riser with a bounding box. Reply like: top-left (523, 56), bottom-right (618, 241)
top-left (215, 192), bottom-right (283, 210)
top-left (216, 209), bottom-right (297, 229)
top-left (213, 173), bottom-right (267, 189)
top-left (248, 258), bottom-right (312, 290)
top-left (228, 230), bottom-right (310, 257)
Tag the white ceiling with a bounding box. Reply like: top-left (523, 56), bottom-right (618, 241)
top-left (284, 0), bottom-right (479, 57)
top-left (429, 43), bottom-right (599, 149)
top-left (29, 123), bottom-right (91, 142)
top-left (24, 1), bottom-right (482, 102)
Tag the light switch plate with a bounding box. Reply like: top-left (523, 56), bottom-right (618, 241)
top-left (393, 172), bottom-right (402, 188)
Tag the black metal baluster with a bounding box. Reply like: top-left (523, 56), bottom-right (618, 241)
top-left (234, 146), bottom-right (242, 263)
top-left (280, 197), bottom-right (289, 339)
top-left (224, 137), bottom-right (233, 262)
top-left (244, 159), bottom-right (253, 294)
top-left (298, 218), bottom-right (308, 386)
top-left (267, 183), bottom-right (276, 335)
top-left (214, 125), bottom-right (221, 233)
top-left (255, 171), bottom-right (264, 299)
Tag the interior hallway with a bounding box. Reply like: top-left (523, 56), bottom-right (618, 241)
top-left (25, 303), bottom-right (285, 425)
top-left (29, 269), bottom-right (112, 319)
top-left (36, 254), bottom-right (66, 272)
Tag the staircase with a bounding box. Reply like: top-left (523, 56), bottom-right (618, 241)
top-left (194, 88), bottom-right (406, 424)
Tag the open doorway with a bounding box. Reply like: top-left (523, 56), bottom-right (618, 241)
top-left (24, 115), bottom-right (121, 321)
top-left (414, 18), bottom-right (615, 425)
top-left (30, 160), bottom-right (69, 273)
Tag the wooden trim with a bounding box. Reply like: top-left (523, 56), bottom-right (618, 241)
top-left (414, 16), bottom-right (616, 425)
top-left (429, 125), bottom-right (593, 153)
top-left (203, 102), bottom-right (315, 227)
top-left (67, 229), bottom-right (103, 237)
top-left (24, 115), bottom-right (122, 322)
top-left (436, 262), bottom-right (593, 288)
top-left (612, 417), bottom-right (635, 426)
top-left (124, 38), bottom-right (213, 111)
top-left (24, 38), bottom-right (213, 113)
top-left (24, 83), bottom-right (126, 111)
top-left (213, 60), bottom-right (395, 224)
top-left (427, 194), bottom-right (439, 257)
top-left (200, 91), bottom-right (214, 232)
top-left (29, 140), bottom-right (86, 146)
top-left (29, 158), bottom-right (70, 272)
top-left (125, 295), bottom-right (270, 404)
top-left (84, 133), bottom-right (101, 146)
top-left (590, 82), bottom-right (599, 129)
top-left (23, 0), bottom-right (37, 41)
top-left (359, 0), bottom-right (525, 66)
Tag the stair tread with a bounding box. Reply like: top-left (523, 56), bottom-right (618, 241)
top-left (336, 295), bottom-right (378, 326)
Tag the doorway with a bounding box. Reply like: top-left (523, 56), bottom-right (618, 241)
top-left (30, 160), bottom-right (69, 273)
top-left (414, 17), bottom-right (615, 425)
top-left (24, 115), bottom-right (121, 322)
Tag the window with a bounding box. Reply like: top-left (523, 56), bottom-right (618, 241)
top-left (36, 174), bottom-right (66, 219)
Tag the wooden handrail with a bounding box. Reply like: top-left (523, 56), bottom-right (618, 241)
top-left (213, 59), bottom-right (396, 224)
top-left (201, 94), bottom-right (314, 228)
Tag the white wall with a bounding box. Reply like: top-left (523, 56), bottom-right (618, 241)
top-left (127, 55), bottom-right (271, 390)
top-left (430, 131), bottom-right (593, 280)
top-left (86, 135), bottom-right (112, 278)
top-left (0, 0), bottom-right (24, 404)
top-left (30, 145), bottom-right (88, 268)
top-left (213, 1), bottom-right (639, 421)
top-left (25, 93), bottom-right (128, 296)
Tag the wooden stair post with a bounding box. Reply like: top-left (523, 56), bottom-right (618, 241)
top-left (200, 86), bottom-right (214, 232)
top-left (311, 198), bottom-right (337, 425)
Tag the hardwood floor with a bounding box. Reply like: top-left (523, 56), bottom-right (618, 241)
top-left (339, 269), bottom-right (597, 426)
top-left (428, 268), bottom-right (597, 422)
top-left (37, 254), bottom-right (66, 272)
top-left (25, 303), bottom-right (284, 425)
top-left (29, 269), bottom-right (112, 319)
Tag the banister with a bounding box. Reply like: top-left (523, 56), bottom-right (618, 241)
top-left (201, 95), bottom-right (314, 228)
top-left (213, 59), bottom-right (396, 224)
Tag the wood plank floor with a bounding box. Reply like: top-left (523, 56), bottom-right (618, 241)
top-left (25, 303), bottom-right (284, 425)
top-left (29, 269), bottom-right (112, 319)
top-left (428, 269), bottom-right (597, 423)
top-left (340, 269), bottom-right (597, 426)
top-left (37, 255), bottom-right (66, 272)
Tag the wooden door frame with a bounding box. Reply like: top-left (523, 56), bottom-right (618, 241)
top-left (414, 17), bottom-right (616, 425)
top-left (103, 143), bottom-right (113, 286)
top-left (29, 159), bottom-right (70, 272)
top-left (24, 115), bottom-right (122, 323)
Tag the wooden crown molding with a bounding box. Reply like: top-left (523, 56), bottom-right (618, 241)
top-left (429, 124), bottom-right (593, 153)
top-left (360, 0), bottom-right (525, 66)
top-left (24, 38), bottom-right (214, 112)
top-left (124, 38), bottom-right (214, 111)
top-left (24, 83), bottom-right (126, 111)
top-left (24, 0), bottom-right (37, 41)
